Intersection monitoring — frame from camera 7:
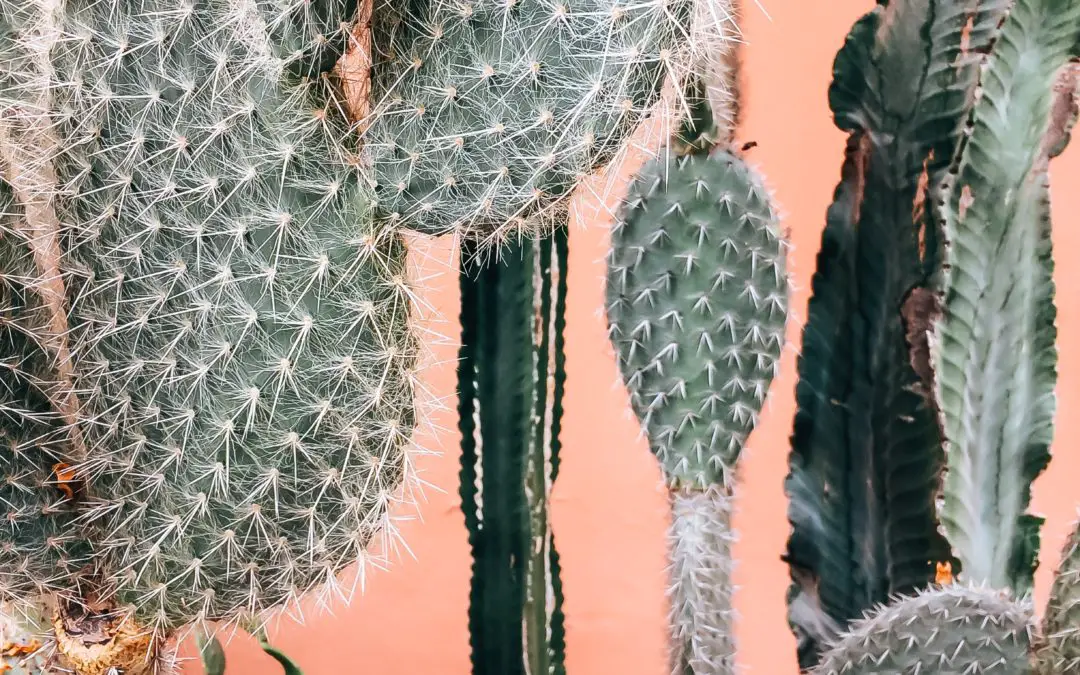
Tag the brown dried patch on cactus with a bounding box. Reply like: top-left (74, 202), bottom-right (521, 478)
top-left (337, 0), bottom-right (374, 128)
top-left (0, 114), bottom-right (86, 465)
top-left (53, 601), bottom-right (154, 675)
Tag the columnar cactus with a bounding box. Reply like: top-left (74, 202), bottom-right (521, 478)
top-left (932, 0), bottom-right (1080, 594)
top-left (457, 232), bottom-right (569, 675)
top-left (784, 0), bottom-right (1080, 671)
top-left (606, 147), bottom-right (789, 675)
top-left (782, 0), bottom-right (1009, 666)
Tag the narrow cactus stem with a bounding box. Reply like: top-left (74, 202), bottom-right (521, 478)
top-left (668, 485), bottom-right (736, 675)
top-left (458, 229), bottom-right (567, 675)
top-left (607, 147), bottom-right (789, 675)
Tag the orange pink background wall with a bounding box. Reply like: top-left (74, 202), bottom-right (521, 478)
top-left (187, 0), bottom-right (1080, 672)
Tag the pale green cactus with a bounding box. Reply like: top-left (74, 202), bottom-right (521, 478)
top-left (606, 147), bottom-right (789, 675)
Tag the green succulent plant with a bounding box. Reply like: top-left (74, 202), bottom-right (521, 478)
top-left (784, 0), bottom-right (1080, 671)
top-left (606, 145), bottom-right (789, 675)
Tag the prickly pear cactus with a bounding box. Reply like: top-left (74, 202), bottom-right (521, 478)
top-left (366, 0), bottom-right (701, 238)
top-left (606, 149), bottom-right (787, 490)
top-left (933, 0), bottom-right (1080, 594)
top-left (606, 148), bottom-right (788, 675)
top-left (0, 0), bottom-right (418, 657)
top-left (813, 585), bottom-right (1038, 675)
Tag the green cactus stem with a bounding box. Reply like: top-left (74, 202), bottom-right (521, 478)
top-left (458, 229), bottom-right (568, 675)
top-left (933, 0), bottom-right (1080, 594)
top-left (606, 147), bottom-right (788, 675)
top-left (782, 1), bottom-right (1010, 667)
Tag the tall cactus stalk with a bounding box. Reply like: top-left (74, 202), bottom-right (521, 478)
top-left (781, 0), bottom-right (1009, 667)
top-left (932, 0), bottom-right (1080, 594)
top-left (458, 231), bottom-right (568, 675)
top-left (785, 0), bottom-right (1080, 672)
top-left (606, 146), bottom-right (790, 675)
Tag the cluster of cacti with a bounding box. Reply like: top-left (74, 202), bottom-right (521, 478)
top-left (606, 145), bottom-right (790, 674)
top-left (1, 0), bottom-right (721, 666)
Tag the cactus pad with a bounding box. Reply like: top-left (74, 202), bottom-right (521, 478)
top-left (606, 149), bottom-right (787, 489)
top-left (814, 585), bottom-right (1037, 675)
top-left (0, 0), bottom-right (418, 637)
top-left (366, 0), bottom-right (694, 238)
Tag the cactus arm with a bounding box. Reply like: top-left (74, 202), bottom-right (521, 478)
top-left (813, 585), bottom-right (1038, 675)
top-left (934, 0), bottom-right (1080, 593)
top-left (784, 1), bottom-right (1009, 666)
top-left (458, 232), bottom-right (567, 675)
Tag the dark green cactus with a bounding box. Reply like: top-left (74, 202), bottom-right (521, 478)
top-left (606, 147), bottom-right (788, 675)
top-left (782, 0), bottom-right (1010, 667)
top-left (813, 585), bottom-right (1037, 675)
top-left (366, 0), bottom-right (697, 238)
top-left (457, 230), bottom-right (568, 675)
top-left (932, 0), bottom-right (1080, 594)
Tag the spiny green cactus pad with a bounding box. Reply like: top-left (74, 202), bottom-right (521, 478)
top-left (934, 0), bottom-right (1080, 593)
top-left (814, 585), bottom-right (1037, 675)
top-left (606, 149), bottom-right (788, 489)
top-left (0, 0), bottom-right (417, 635)
top-left (1042, 518), bottom-right (1080, 673)
top-left (367, 0), bottom-right (695, 238)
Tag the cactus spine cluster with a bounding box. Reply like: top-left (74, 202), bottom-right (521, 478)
top-left (606, 146), bottom-right (790, 674)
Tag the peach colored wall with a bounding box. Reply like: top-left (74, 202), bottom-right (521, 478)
top-left (192, 1), bottom-right (1080, 672)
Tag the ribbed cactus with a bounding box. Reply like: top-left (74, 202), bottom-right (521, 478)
top-left (457, 232), bottom-right (569, 675)
top-left (365, 0), bottom-right (703, 238)
top-left (813, 585), bottom-right (1038, 675)
top-left (606, 147), bottom-right (789, 674)
top-left (932, 0), bottom-right (1080, 594)
top-left (782, 0), bottom-right (1010, 666)
top-left (0, 0), bottom-right (418, 669)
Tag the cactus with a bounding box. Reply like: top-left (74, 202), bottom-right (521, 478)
top-left (932, 0), bottom-right (1080, 593)
top-left (606, 147), bottom-right (789, 674)
top-left (813, 584), bottom-right (1038, 675)
top-left (0, 0), bottom-right (419, 669)
top-left (457, 230), bottom-right (568, 675)
top-left (781, 0), bottom-right (1012, 666)
top-left (1041, 518), bottom-right (1080, 673)
top-left (364, 0), bottom-right (712, 239)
